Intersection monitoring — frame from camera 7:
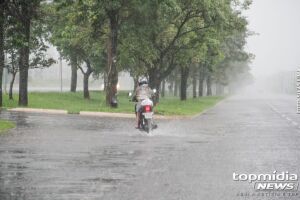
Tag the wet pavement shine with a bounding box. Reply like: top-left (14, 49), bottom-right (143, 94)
top-left (0, 94), bottom-right (300, 200)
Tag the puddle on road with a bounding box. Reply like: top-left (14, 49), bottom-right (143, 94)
top-left (0, 111), bottom-right (211, 199)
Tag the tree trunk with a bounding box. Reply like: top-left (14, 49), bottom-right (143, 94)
top-left (198, 64), bottom-right (205, 97)
top-left (83, 73), bottom-right (90, 99)
top-left (81, 60), bottom-right (93, 99)
top-left (198, 78), bottom-right (204, 97)
top-left (19, 50), bottom-right (29, 106)
top-left (18, 6), bottom-right (30, 106)
top-left (174, 81), bottom-right (179, 97)
top-left (180, 66), bottom-right (189, 101)
top-left (168, 80), bottom-right (173, 96)
top-left (0, 4), bottom-right (4, 107)
top-left (103, 72), bottom-right (107, 91)
top-left (206, 73), bottom-right (212, 96)
top-left (161, 79), bottom-right (165, 98)
top-left (174, 69), bottom-right (179, 97)
top-left (148, 67), bottom-right (161, 104)
top-left (70, 55), bottom-right (77, 92)
top-left (106, 11), bottom-right (119, 107)
top-left (192, 71), bottom-right (197, 98)
top-left (9, 72), bottom-right (16, 100)
top-left (133, 76), bottom-right (138, 92)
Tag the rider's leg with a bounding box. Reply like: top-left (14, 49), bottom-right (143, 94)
top-left (136, 111), bottom-right (140, 128)
top-left (136, 102), bottom-right (141, 128)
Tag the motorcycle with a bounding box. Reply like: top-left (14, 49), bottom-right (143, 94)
top-left (139, 98), bottom-right (154, 133)
top-left (129, 89), bottom-right (157, 133)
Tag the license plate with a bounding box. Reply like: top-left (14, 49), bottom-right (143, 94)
top-left (143, 112), bottom-right (153, 119)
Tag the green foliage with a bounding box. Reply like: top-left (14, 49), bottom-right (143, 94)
top-left (43, 2), bottom-right (254, 102)
top-left (4, 1), bottom-right (56, 73)
top-left (5, 22), bottom-right (56, 74)
top-left (45, 0), bottom-right (252, 93)
top-left (117, 0), bottom-right (252, 87)
top-left (46, 0), bottom-right (109, 75)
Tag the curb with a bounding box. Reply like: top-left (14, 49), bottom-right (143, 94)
top-left (80, 111), bottom-right (135, 118)
top-left (8, 108), bottom-right (68, 114)
top-left (6, 97), bottom-right (226, 119)
top-left (6, 107), bottom-right (188, 120)
top-left (79, 111), bottom-right (187, 120)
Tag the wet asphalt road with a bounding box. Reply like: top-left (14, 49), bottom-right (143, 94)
top-left (0, 94), bottom-right (300, 200)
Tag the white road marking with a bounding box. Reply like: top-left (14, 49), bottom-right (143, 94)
top-left (267, 103), bottom-right (299, 128)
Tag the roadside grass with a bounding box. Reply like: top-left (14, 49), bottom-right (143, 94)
top-left (3, 91), bottom-right (224, 116)
top-left (0, 120), bottom-right (16, 134)
top-left (156, 96), bottom-right (224, 115)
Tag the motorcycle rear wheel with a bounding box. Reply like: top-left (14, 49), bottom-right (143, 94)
top-left (145, 119), bottom-right (152, 133)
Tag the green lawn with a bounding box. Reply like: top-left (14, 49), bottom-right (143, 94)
top-left (155, 96), bottom-right (224, 115)
top-left (0, 120), bottom-right (16, 133)
top-left (3, 91), bottom-right (224, 116)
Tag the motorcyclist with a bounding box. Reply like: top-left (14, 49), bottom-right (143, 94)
top-left (132, 77), bottom-right (154, 128)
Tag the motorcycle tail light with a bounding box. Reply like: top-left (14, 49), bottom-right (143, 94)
top-left (144, 105), bottom-right (151, 112)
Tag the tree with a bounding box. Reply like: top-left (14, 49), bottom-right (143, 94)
top-left (99, 0), bottom-right (139, 106)
top-left (4, 1), bottom-right (55, 100)
top-left (180, 65), bottom-right (190, 100)
top-left (121, 0), bottom-right (238, 102)
top-left (191, 64), bottom-right (197, 98)
top-left (78, 59), bottom-right (94, 99)
top-left (216, 32), bottom-right (254, 93)
top-left (0, 1), bottom-right (5, 106)
top-left (208, 17), bottom-right (252, 95)
top-left (70, 54), bottom-right (78, 92)
top-left (75, 0), bottom-right (142, 106)
top-left (7, 50), bottom-right (17, 100)
top-left (198, 62), bottom-right (206, 97)
top-left (46, 1), bottom-right (106, 99)
top-left (46, 2), bottom-right (79, 92)
top-left (5, 43), bottom-right (55, 100)
top-left (105, 3), bottom-right (119, 106)
top-left (5, 0), bottom-right (45, 106)
top-left (191, 0), bottom-right (252, 97)
top-left (45, 0), bottom-right (252, 103)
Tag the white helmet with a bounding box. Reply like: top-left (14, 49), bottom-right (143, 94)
top-left (138, 77), bottom-right (148, 86)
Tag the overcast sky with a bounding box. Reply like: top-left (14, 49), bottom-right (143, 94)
top-left (245, 0), bottom-right (300, 77)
